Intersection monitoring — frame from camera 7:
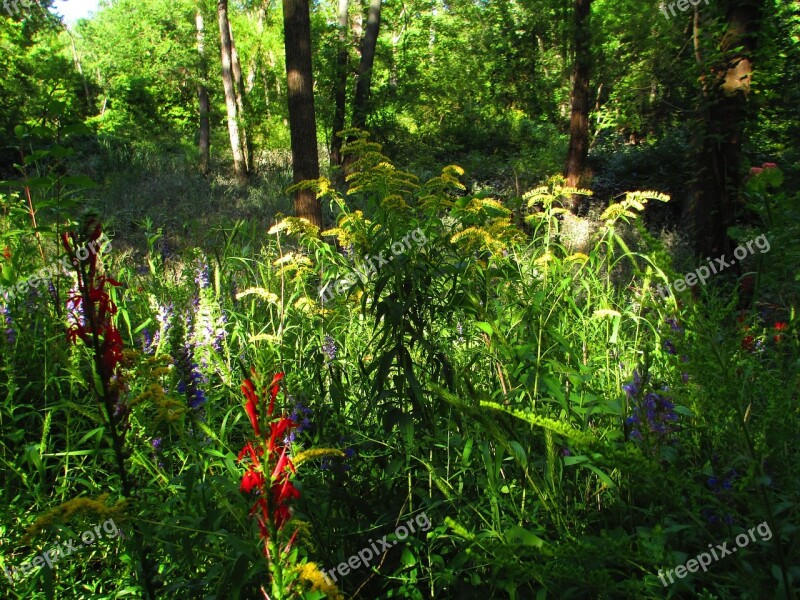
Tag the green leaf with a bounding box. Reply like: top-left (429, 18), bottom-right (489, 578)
top-left (62, 175), bottom-right (98, 188)
top-left (505, 526), bottom-right (547, 548)
top-left (474, 321), bottom-right (494, 336)
top-left (400, 547), bottom-right (417, 566)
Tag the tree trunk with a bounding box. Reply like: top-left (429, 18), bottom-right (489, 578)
top-left (351, 0), bottom-right (382, 131)
top-left (229, 22), bottom-right (253, 173)
top-left (217, 0), bottom-right (248, 184)
top-left (196, 10), bottom-right (211, 176)
top-left (330, 0), bottom-right (349, 168)
top-left (691, 0), bottom-right (765, 257)
top-left (564, 0), bottom-right (592, 214)
top-left (283, 0), bottom-right (322, 229)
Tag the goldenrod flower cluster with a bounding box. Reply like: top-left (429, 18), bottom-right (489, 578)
top-left (22, 494), bottom-right (127, 544)
top-left (293, 562), bottom-right (344, 600)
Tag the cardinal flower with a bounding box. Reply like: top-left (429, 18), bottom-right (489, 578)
top-left (237, 370), bottom-right (300, 545)
top-left (241, 468), bottom-right (265, 494)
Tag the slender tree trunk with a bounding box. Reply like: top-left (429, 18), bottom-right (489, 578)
top-left (351, 0), bottom-right (382, 131)
top-left (330, 0), bottom-right (349, 168)
top-left (196, 11), bottom-right (211, 176)
top-left (691, 0), bottom-right (765, 257)
top-left (229, 22), bottom-right (253, 172)
top-left (65, 27), bottom-right (91, 109)
top-left (218, 0), bottom-right (248, 184)
top-left (282, 0), bottom-right (322, 228)
top-left (564, 0), bottom-right (592, 214)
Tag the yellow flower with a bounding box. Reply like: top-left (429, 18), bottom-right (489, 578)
top-left (293, 562), bottom-right (344, 600)
top-left (23, 495), bottom-right (127, 544)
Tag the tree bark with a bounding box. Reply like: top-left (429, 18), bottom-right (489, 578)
top-left (564, 0), bottom-right (592, 214)
top-left (196, 10), bottom-right (211, 176)
top-left (283, 0), bottom-right (322, 228)
top-left (692, 0), bottom-right (765, 257)
top-left (229, 22), bottom-right (253, 173)
top-left (351, 0), bottom-right (382, 131)
top-left (330, 0), bottom-right (349, 168)
top-left (218, 0), bottom-right (248, 184)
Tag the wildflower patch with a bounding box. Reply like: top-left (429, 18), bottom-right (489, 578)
top-left (3, 518), bottom-right (121, 585)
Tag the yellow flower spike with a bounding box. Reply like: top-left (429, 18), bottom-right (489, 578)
top-left (235, 287), bottom-right (279, 304)
top-left (292, 448), bottom-right (346, 470)
top-left (566, 253), bottom-right (589, 263)
top-left (293, 562), bottom-right (345, 600)
top-left (22, 495), bottom-right (127, 544)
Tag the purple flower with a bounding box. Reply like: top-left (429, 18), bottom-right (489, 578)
top-left (289, 402), bottom-right (313, 434)
top-left (665, 318), bottom-right (682, 332)
top-left (142, 328), bottom-right (154, 354)
top-left (0, 299), bottom-right (15, 345)
top-left (622, 368), bottom-right (645, 397)
top-left (663, 340), bottom-right (677, 355)
top-left (625, 371), bottom-right (679, 446)
top-left (322, 335), bottom-right (337, 362)
top-left (195, 257), bottom-right (210, 289)
top-left (151, 438), bottom-right (162, 451)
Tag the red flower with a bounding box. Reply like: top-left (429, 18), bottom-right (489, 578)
top-left (240, 468), bottom-right (265, 493)
top-left (238, 441), bottom-right (263, 465)
top-left (61, 227), bottom-right (126, 423)
top-left (742, 335), bottom-right (755, 351)
top-left (267, 372), bottom-right (284, 417)
top-left (763, 162), bottom-right (777, 169)
top-left (241, 378), bottom-right (261, 436)
top-left (272, 477), bottom-right (300, 506)
top-left (773, 322), bottom-right (788, 343)
top-left (750, 167), bottom-right (764, 176)
top-left (268, 417), bottom-right (297, 454)
top-left (237, 371), bottom-right (300, 544)
top-left (2, 246), bottom-right (10, 261)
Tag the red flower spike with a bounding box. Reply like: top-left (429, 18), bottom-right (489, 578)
top-left (238, 370), bottom-right (302, 544)
top-left (267, 372), bottom-right (284, 416)
top-left (240, 468), bottom-right (265, 493)
top-left (268, 417), bottom-right (297, 454)
top-left (270, 446), bottom-right (296, 480)
top-left (241, 379), bottom-right (261, 436)
top-left (238, 442), bottom-right (263, 465)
